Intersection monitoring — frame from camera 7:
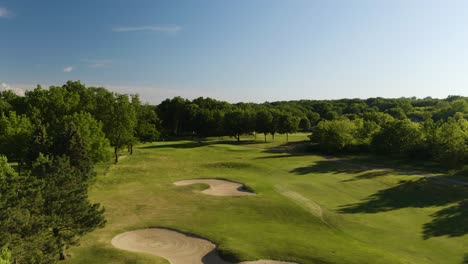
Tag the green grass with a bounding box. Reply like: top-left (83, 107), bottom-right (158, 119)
top-left (65, 133), bottom-right (467, 264)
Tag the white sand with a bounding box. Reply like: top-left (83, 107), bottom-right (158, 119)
top-left (112, 228), bottom-right (297, 264)
top-left (174, 179), bottom-right (255, 196)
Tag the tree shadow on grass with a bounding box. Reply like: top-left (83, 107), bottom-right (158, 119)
top-left (264, 140), bottom-right (310, 152)
top-left (423, 200), bottom-right (468, 239)
top-left (140, 139), bottom-right (262, 150)
top-left (338, 178), bottom-right (466, 213)
top-left (463, 253), bottom-right (468, 264)
top-left (289, 160), bottom-right (399, 181)
top-left (141, 141), bottom-right (208, 149)
top-left (337, 177), bottom-right (468, 238)
top-left (452, 169), bottom-right (468, 182)
top-left (289, 157), bottom-right (468, 239)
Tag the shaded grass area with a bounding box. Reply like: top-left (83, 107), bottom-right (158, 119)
top-left (65, 133), bottom-right (467, 264)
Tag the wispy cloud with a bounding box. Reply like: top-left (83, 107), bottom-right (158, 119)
top-left (0, 7), bottom-right (12, 18)
top-left (1, 82), bottom-right (25, 96)
top-left (112, 25), bottom-right (181, 33)
top-left (80, 59), bottom-right (112, 68)
top-left (63, 66), bottom-right (74, 72)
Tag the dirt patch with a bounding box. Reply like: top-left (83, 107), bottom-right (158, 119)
top-left (112, 228), bottom-right (297, 264)
top-left (174, 179), bottom-right (255, 196)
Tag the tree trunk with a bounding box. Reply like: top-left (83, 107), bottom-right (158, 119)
top-left (272, 133), bottom-right (275, 141)
top-left (286, 133), bottom-right (289, 142)
top-left (53, 228), bottom-right (65, 260)
top-left (174, 119), bottom-right (179, 135)
top-left (114, 147), bottom-right (119, 164)
top-left (237, 134), bottom-right (240, 142)
top-left (130, 144), bottom-right (133, 155)
top-left (264, 133), bottom-right (267, 142)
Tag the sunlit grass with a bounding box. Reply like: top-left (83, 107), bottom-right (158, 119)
top-left (65, 133), bottom-right (467, 264)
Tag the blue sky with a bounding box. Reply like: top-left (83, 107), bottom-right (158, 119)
top-left (1, 0), bottom-right (467, 103)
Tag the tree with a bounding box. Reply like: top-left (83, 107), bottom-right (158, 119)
top-left (278, 113), bottom-right (299, 142)
top-left (0, 156), bottom-right (55, 264)
top-left (99, 94), bottom-right (137, 163)
top-left (135, 104), bottom-right (160, 142)
top-left (156, 97), bottom-right (190, 136)
top-left (371, 119), bottom-right (424, 158)
top-left (269, 109), bottom-right (281, 140)
top-left (433, 118), bottom-right (468, 168)
top-left (311, 119), bottom-right (359, 152)
top-left (355, 119), bottom-right (380, 145)
top-left (58, 112), bottom-right (111, 168)
top-left (298, 117), bottom-right (311, 132)
top-left (306, 112), bottom-right (321, 127)
top-left (32, 155), bottom-right (106, 260)
top-left (255, 110), bottom-right (273, 142)
top-left (0, 112), bottom-right (33, 174)
top-left (385, 107), bottom-right (407, 120)
top-left (0, 156), bottom-right (17, 259)
top-left (224, 109), bottom-right (253, 142)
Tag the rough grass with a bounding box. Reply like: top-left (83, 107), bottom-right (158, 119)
top-left (65, 133), bottom-right (467, 264)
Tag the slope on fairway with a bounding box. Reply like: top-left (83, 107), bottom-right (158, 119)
top-left (64, 134), bottom-right (468, 264)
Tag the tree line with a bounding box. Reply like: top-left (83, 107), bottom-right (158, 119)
top-left (0, 81), bottom-right (466, 262)
top-left (157, 95), bottom-right (468, 169)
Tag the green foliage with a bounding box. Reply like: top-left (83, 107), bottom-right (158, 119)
top-left (224, 109), bottom-right (253, 141)
top-left (356, 120), bottom-right (380, 145)
top-left (0, 82), bottom-right (134, 262)
top-left (0, 156), bottom-right (56, 264)
top-left (298, 117), bottom-right (311, 131)
top-left (98, 94), bottom-right (137, 163)
top-left (0, 247), bottom-right (11, 264)
top-left (32, 155), bottom-right (106, 260)
top-left (156, 96), bottom-right (191, 136)
top-left (60, 112), bottom-right (111, 165)
top-left (278, 113), bottom-right (299, 141)
top-left (132, 96), bottom-right (160, 142)
top-left (0, 111), bottom-right (33, 166)
top-left (433, 118), bottom-right (468, 168)
top-left (371, 119), bottom-right (424, 158)
top-left (255, 110), bottom-right (273, 141)
top-left (306, 112), bottom-right (321, 126)
top-left (385, 107), bottom-right (407, 120)
top-left (312, 119), bottom-right (359, 152)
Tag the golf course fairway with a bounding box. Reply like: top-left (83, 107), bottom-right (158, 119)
top-left (64, 134), bottom-right (468, 264)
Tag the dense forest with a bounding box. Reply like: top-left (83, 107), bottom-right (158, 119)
top-left (0, 81), bottom-right (467, 263)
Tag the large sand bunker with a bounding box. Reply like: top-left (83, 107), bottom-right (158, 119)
top-left (174, 179), bottom-right (255, 196)
top-left (112, 228), bottom-right (297, 264)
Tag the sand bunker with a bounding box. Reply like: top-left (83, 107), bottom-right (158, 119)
top-left (112, 228), bottom-right (296, 264)
top-left (174, 179), bottom-right (255, 196)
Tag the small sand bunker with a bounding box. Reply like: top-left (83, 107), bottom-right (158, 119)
top-left (174, 179), bottom-right (255, 196)
top-left (112, 228), bottom-right (226, 264)
top-left (112, 228), bottom-right (297, 264)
